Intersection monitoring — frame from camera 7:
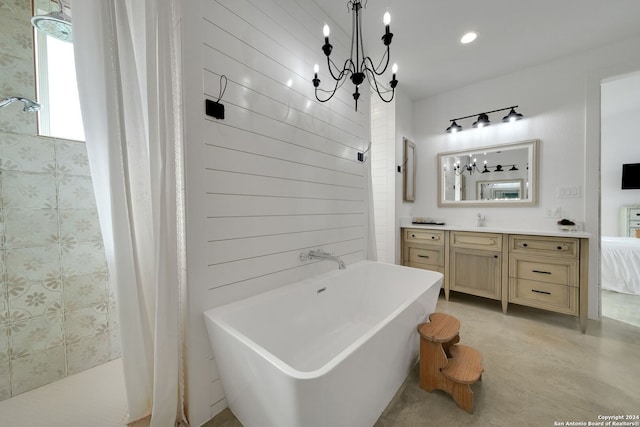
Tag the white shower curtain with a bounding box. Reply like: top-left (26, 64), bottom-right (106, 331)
top-left (70, 1), bottom-right (186, 426)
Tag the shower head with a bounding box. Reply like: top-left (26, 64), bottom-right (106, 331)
top-left (0, 97), bottom-right (42, 112)
top-left (31, 0), bottom-right (72, 42)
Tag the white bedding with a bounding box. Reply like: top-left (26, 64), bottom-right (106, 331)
top-left (601, 236), bottom-right (640, 295)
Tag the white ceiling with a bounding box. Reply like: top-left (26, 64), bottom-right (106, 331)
top-left (316, 0), bottom-right (640, 100)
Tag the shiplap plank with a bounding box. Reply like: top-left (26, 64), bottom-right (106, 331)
top-left (204, 103), bottom-right (364, 159)
top-left (207, 226), bottom-right (364, 265)
top-left (206, 239), bottom-right (364, 288)
top-left (203, 146), bottom-right (363, 189)
top-left (203, 72), bottom-right (362, 150)
top-left (205, 214), bottom-right (365, 241)
top-left (205, 250), bottom-right (365, 307)
top-left (202, 120), bottom-right (362, 176)
top-left (205, 194), bottom-right (365, 218)
top-left (205, 170), bottom-right (363, 201)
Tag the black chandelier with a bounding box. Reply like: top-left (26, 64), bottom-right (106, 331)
top-left (312, 0), bottom-right (398, 111)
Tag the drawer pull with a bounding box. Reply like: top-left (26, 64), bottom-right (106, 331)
top-left (557, 246), bottom-right (564, 250)
top-left (494, 255), bottom-right (499, 258)
top-left (522, 243), bottom-right (528, 247)
top-left (431, 236), bottom-right (438, 240)
top-left (532, 270), bottom-right (552, 275)
top-left (418, 255), bottom-right (430, 259)
top-left (531, 289), bottom-right (551, 295)
top-left (411, 234), bottom-right (415, 238)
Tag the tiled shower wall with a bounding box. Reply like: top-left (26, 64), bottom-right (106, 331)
top-left (0, 0), bottom-right (119, 401)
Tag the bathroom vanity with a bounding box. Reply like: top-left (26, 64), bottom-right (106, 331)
top-left (401, 222), bottom-right (590, 332)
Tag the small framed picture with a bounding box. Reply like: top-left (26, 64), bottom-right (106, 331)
top-left (403, 138), bottom-right (416, 202)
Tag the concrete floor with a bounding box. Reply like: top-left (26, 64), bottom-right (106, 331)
top-left (206, 291), bottom-right (640, 427)
top-left (602, 289), bottom-right (640, 328)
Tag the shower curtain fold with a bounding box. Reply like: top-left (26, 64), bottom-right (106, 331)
top-left (70, 1), bottom-right (186, 426)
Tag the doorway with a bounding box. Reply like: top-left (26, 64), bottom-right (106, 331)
top-left (599, 71), bottom-right (640, 328)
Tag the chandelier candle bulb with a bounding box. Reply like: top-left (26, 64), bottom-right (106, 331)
top-left (383, 11), bottom-right (391, 33)
top-left (312, 64), bottom-right (320, 87)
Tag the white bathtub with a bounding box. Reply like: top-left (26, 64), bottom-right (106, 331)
top-left (203, 260), bottom-right (442, 427)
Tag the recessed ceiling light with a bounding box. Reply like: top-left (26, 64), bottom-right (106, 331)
top-left (460, 31), bottom-right (478, 44)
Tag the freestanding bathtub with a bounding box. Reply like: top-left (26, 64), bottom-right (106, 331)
top-left (204, 260), bottom-right (442, 427)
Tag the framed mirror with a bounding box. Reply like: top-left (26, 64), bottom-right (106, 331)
top-left (403, 138), bottom-right (416, 202)
top-left (437, 139), bottom-right (539, 207)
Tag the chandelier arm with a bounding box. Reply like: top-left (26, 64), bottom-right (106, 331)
top-left (364, 67), bottom-right (392, 94)
top-left (373, 46), bottom-right (391, 75)
top-left (314, 75), bottom-right (344, 103)
top-left (326, 56), bottom-right (350, 81)
top-left (362, 49), bottom-right (390, 78)
top-left (316, 67), bottom-right (350, 96)
top-left (363, 68), bottom-right (395, 103)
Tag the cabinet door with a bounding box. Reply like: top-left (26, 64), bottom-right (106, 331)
top-left (449, 247), bottom-right (501, 300)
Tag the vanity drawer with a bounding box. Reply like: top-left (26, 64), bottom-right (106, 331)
top-left (408, 247), bottom-right (443, 267)
top-left (450, 231), bottom-right (502, 251)
top-left (628, 208), bottom-right (640, 220)
top-left (404, 229), bottom-right (445, 245)
top-left (509, 235), bottom-right (578, 259)
top-left (510, 256), bottom-right (578, 287)
top-left (509, 278), bottom-right (578, 315)
top-left (630, 221), bottom-right (640, 228)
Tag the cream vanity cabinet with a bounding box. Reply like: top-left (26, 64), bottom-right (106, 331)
top-left (620, 205), bottom-right (640, 237)
top-left (402, 229), bottom-right (445, 275)
top-left (402, 227), bottom-right (589, 332)
top-left (448, 231), bottom-right (506, 307)
top-left (508, 235), bottom-right (581, 316)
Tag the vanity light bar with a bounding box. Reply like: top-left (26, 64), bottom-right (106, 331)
top-left (446, 106), bottom-right (524, 133)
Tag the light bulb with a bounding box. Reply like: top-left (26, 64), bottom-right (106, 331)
top-left (323, 24), bottom-right (330, 38)
top-left (392, 63), bottom-right (398, 74)
top-left (383, 11), bottom-right (391, 26)
top-left (460, 31), bottom-right (477, 44)
top-left (313, 64), bottom-right (319, 74)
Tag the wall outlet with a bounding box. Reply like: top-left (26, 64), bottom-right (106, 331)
top-left (557, 186), bottom-right (581, 198)
top-left (545, 207), bottom-right (561, 218)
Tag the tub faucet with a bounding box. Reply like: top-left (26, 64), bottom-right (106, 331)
top-left (300, 249), bottom-right (346, 269)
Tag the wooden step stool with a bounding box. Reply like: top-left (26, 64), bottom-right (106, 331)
top-left (417, 313), bottom-right (484, 413)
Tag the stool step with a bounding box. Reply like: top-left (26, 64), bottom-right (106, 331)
top-left (441, 345), bottom-right (484, 385)
top-left (418, 313), bottom-right (460, 343)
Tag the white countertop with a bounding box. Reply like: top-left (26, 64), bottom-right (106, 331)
top-left (400, 218), bottom-right (592, 239)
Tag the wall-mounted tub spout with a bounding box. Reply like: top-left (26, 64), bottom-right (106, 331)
top-left (300, 249), bottom-right (346, 269)
top-left (0, 97), bottom-right (41, 112)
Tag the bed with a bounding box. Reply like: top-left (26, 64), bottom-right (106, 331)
top-left (601, 236), bottom-right (640, 295)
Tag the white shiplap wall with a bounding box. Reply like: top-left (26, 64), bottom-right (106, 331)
top-left (370, 95), bottom-right (396, 263)
top-left (182, 0), bottom-right (371, 424)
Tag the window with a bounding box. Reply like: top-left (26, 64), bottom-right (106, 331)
top-left (34, 3), bottom-right (84, 141)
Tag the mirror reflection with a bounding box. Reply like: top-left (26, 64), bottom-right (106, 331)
top-left (438, 140), bottom-right (538, 206)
